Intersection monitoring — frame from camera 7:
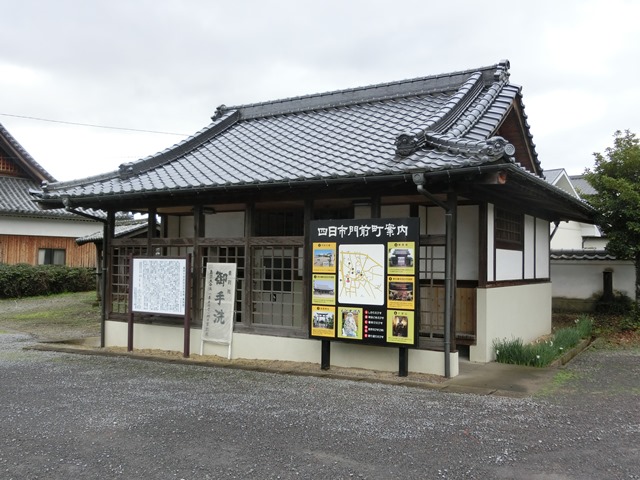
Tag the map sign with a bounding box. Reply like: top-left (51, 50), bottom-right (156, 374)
top-left (309, 218), bottom-right (420, 347)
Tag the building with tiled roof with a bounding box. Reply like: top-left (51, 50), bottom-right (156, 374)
top-left (0, 122), bottom-right (104, 267)
top-left (31, 60), bottom-right (596, 376)
top-left (544, 170), bottom-right (633, 311)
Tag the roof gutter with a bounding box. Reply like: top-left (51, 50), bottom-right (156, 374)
top-left (37, 173), bottom-right (416, 209)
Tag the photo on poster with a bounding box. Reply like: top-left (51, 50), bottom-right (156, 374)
top-left (387, 276), bottom-right (415, 310)
top-left (338, 244), bottom-right (385, 306)
top-left (311, 305), bottom-right (336, 338)
top-left (386, 310), bottom-right (415, 345)
top-left (387, 242), bottom-right (415, 275)
top-left (312, 274), bottom-right (336, 305)
top-left (337, 306), bottom-right (363, 340)
top-left (313, 243), bottom-right (336, 273)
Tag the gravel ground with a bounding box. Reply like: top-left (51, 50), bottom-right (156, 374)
top-left (0, 332), bottom-right (638, 480)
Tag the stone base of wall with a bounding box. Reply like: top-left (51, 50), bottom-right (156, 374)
top-left (552, 297), bottom-right (596, 313)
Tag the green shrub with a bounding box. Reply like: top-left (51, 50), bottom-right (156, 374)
top-left (594, 291), bottom-right (632, 315)
top-left (494, 316), bottom-right (593, 367)
top-left (0, 264), bottom-right (95, 298)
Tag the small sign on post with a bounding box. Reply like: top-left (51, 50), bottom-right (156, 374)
top-left (201, 263), bottom-right (237, 358)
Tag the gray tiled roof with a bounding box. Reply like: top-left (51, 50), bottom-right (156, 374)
top-left (550, 249), bottom-right (619, 261)
top-left (569, 175), bottom-right (597, 196)
top-left (76, 219), bottom-right (151, 245)
top-left (543, 168), bottom-right (564, 185)
top-left (0, 176), bottom-right (96, 220)
top-left (36, 61), bottom-right (531, 204)
top-left (0, 122), bottom-right (56, 184)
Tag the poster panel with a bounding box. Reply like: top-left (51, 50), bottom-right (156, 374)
top-left (131, 257), bottom-right (187, 315)
top-left (311, 305), bottom-right (336, 338)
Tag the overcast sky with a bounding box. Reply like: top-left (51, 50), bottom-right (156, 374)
top-left (1, 0), bottom-right (638, 182)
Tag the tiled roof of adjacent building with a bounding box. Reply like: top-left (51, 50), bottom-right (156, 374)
top-left (0, 176), bottom-right (91, 219)
top-left (550, 249), bottom-right (619, 261)
top-left (569, 175), bottom-right (597, 196)
top-left (76, 219), bottom-right (152, 245)
top-left (0, 122), bottom-right (106, 220)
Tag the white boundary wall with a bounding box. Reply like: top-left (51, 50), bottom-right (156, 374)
top-left (471, 282), bottom-right (552, 363)
top-left (551, 260), bottom-right (634, 299)
top-left (104, 321), bottom-right (458, 377)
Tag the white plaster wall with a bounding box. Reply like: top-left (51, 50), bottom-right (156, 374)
top-left (550, 261), bottom-right (634, 298)
top-left (457, 206), bottom-right (479, 280)
top-left (424, 205), bottom-right (478, 281)
top-left (104, 321), bottom-right (458, 376)
top-left (583, 237), bottom-right (608, 249)
top-left (381, 205), bottom-right (410, 218)
top-left (551, 221), bottom-right (584, 250)
top-left (471, 283), bottom-right (552, 363)
top-left (536, 218), bottom-right (550, 278)
top-left (205, 212), bottom-right (245, 237)
top-left (495, 249), bottom-right (523, 280)
top-left (487, 205), bottom-right (495, 282)
top-left (0, 216), bottom-right (100, 237)
top-left (524, 216), bottom-right (535, 278)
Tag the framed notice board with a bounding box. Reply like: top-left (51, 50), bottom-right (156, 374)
top-left (309, 217), bottom-right (420, 348)
top-left (130, 256), bottom-right (188, 316)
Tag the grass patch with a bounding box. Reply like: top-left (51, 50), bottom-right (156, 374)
top-left (0, 291), bottom-right (101, 338)
top-left (494, 315), bottom-right (593, 367)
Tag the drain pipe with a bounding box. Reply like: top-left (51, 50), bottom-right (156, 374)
top-left (413, 176), bottom-right (454, 378)
top-left (64, 205), bottom-right (111, 348)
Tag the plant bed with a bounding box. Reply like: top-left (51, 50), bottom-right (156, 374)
top-left (494, 316), bottom-right (593, 367)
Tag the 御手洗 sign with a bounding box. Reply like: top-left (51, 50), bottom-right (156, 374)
top-left (309, 218), bottom-right (420, 347)
top-left (202, 263), bottom-right (237, 345)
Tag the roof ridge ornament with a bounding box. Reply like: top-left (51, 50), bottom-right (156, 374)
top-left (212, 104), bottom-right (228, 120)
top-left (417, 133), bottom-right (515, 159)
top-left (395, 60), bottom-right (512, 157)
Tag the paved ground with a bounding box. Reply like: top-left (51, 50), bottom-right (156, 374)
top-left (1, 333), bottom-right (638, 479)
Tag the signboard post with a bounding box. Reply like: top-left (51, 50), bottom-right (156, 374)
top-left (309, 218), bottom-right (420, 375)
top-left (201, 263), bottom-right (237, 358)
top-left (128, 255), bottom-right (191, 357)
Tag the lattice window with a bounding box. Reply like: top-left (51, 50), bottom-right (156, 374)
top-left (254, 210), bottom-right (304, 236)
top-left (110, 246), bottom-right (149, 314)
top-left (495, 207), bottom-right (523, 250)
top-left (0, 155), bottom-right (23, 176)
top-left (251, 245), bottom-right (304, 328)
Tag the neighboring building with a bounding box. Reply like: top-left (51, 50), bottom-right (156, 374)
top-left (31, 60), bottom-right (595, 375)
top-left (0, 122), bottom-right (102, 267)
top-left (546, 169), bottom-right (633, 310)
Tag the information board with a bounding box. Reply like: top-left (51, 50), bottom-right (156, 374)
top-left (131, 257), bottom-right (188, 316)
top-left (309, 217), bottom-right (420, 347)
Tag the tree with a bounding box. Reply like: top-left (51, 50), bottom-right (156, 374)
top-left (584, 130), bottom-right (640, 307)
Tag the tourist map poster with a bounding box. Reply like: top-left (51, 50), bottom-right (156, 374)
top-left (309, 218), bottom-right (419, 347)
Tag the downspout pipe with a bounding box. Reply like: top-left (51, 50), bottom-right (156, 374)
top-left (415, 182), bottom-right (453, 379)
top-left (65, 206), bottom-right (109, 348)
